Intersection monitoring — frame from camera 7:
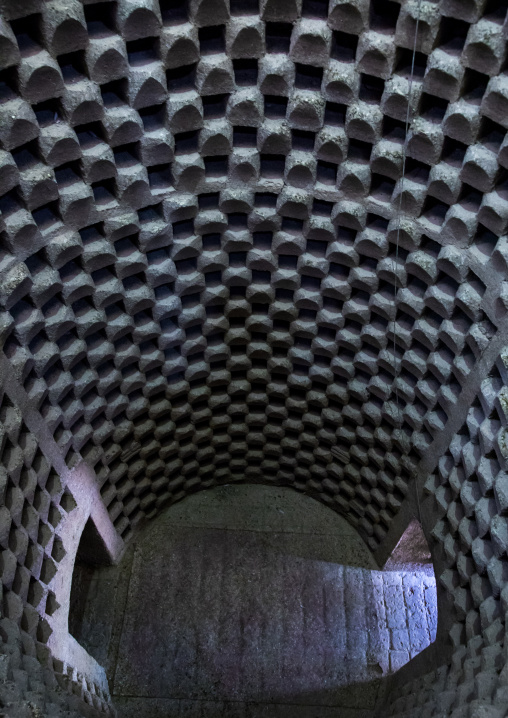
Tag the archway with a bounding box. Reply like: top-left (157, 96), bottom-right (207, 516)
top-left (74, 485), bottom-right (437, 718)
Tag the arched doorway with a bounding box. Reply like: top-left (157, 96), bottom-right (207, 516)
top-left (70, 485), bottom-right (437, 717)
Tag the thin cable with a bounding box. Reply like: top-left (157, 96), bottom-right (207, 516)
top-left (391, 3), bottom-right (423, 524)
top-left (415, 469), bottom-right (423, 524)
top-left (392, 2), bottom-right (423, 429)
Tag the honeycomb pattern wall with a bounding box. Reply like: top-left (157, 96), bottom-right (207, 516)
top-left (384, 346), bottom-right (508, 717)
top-left (0, 384), bottom-right (113, 716)
top-left (0, 0), bottom-right (507, 715)
top-left (1, 0), bottom-right (507, 550)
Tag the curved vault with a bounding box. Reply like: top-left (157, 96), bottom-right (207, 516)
top-left (0, 0), bottom-right (507, 716)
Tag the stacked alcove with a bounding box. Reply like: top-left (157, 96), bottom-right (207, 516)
top-left (0, 0), bottom-right (507, 715)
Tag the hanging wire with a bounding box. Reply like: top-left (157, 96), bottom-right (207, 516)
top-left (391, 0), bottom-right (423, 523)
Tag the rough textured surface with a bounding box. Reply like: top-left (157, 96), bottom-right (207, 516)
top-left (0, 0), bottom-right (507, 715)
top-left (72, 485), bottom-right (436, 718)
top-left (384, 347), bottom-right (508, 717)
top-left (0, 0), bottom-right (507, 558)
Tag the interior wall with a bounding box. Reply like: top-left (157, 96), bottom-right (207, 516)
top-left (0, 0), bottom-right (507, 716)
top-left (71, 485), bottom-right (437, 718)
top-left (382, 348), bottom-right (508, 717)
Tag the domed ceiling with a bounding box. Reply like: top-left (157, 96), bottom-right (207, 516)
top-left (2, 0), bottom-right (507, 559)
top-left (1, 1), bottom-right (508, 713)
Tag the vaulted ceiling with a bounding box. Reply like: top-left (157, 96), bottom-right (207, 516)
top-left (2, 0), bottom-right (507, 558)
top-left (1, 2), bottom-right (508, 713)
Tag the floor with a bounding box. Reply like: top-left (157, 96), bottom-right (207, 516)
top-left (70, 485), bottom-right (437, 718)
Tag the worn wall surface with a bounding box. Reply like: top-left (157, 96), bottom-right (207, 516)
top-left (0, 0), bottom-right (507, 716)
top-left (73, 485), bottom-right (437, 718)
